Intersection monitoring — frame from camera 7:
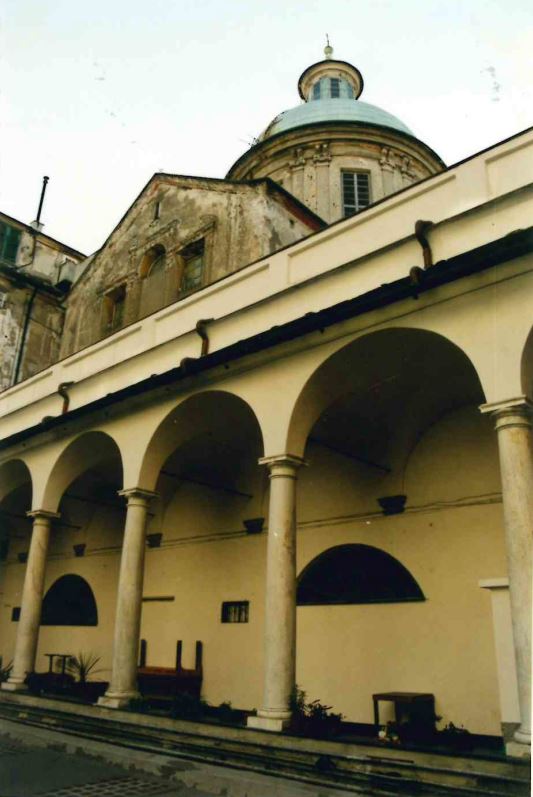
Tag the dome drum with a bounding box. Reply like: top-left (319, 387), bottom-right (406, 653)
top-left (227, 47), bottom-right (445, 223)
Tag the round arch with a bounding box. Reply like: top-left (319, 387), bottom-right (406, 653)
top-left (41, 574), bottom-right (98, 626)
top-left (139, 244), bottom-right (166, 278)
top-left (521, 325), bottom-right (533, 401)
top-left (137, 389), bottom-right (265, 492)
top-left (0, 458), bottom-right (33, 505)
top-left (286, 327), bottom-right (485, 459)
top-left (297, 544), bottom-right (425, 605)
top-left (40, 431), bottom-right (124, 513)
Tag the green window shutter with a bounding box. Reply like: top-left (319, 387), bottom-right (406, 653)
top-left (4, 226), bottom-right (21, 263)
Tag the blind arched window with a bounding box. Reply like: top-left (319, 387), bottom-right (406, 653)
top-left (297, 544), bottom-right (425, 605)
top-left (41, 575), bottom-right (98, 626)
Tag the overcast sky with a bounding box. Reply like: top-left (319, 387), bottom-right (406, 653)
top-left (1, 0), bottom-right (532, 254)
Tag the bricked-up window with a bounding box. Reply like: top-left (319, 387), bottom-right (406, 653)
top-left (104, 283), bottom-right (126, 332)
top-left (179, 238), bottom-right (205, 295)
top-left (221, 601), bottom-right (249, 623)
top-left (0, 221), bottom-right (21, 265)
top-left (342, 171), bottom-right (371, 217)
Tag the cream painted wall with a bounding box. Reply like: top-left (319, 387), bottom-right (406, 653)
top-left (0, 404), bottom-right (507, 735)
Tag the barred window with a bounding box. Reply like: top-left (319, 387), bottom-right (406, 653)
top-left (221, 601), bottom-right (249, 623)
top-left (342, 171), bottom-right (371, 217)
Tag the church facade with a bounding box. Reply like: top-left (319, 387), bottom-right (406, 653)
top-left (0, 49), bottom-right (531, 760)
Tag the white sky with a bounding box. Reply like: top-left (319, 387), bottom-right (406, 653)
top-left (1, 0), bottom-right (532, 254)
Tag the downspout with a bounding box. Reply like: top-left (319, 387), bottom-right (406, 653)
top-left (58, 381), bottom-right (75, 414)
top-left (196, 318), bottom-right (214, 356)
top-left (12, 286), bottom-right (38, 385)
top-left (410, 219), bottom-right (434, 293)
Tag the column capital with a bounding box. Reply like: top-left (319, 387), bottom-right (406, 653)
top-left (118, 488), bottom-right (158, 504)
top-left (26, 510), bottom-right (60, 521)
top-left (259, 454), bottom-right (306, 474)
top-left (480, 397), bottom-right (532, 431)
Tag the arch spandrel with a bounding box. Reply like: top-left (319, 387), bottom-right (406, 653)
top-left (136, 389), bottom-right (265, 492)
top-left (38, 430), bottom-right (124, 513)
top-left (286, 326), bottom-right (486, 460)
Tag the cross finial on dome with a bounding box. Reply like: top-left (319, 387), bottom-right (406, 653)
top-left (324, 34), bottom-right (333, 60)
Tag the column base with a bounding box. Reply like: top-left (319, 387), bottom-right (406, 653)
top-left (97, 692), bottom-right (138, 709)
top-left (506, 740), bottom-right (531, 759)
top-left (247, 714), bottom-right (290, 732)
top-left (1, 680), bottom-right (28, 693)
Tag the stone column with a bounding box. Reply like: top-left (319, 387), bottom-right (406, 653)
top-left (2, 510), bottom-right (59, 691)
top-left (248, 455), bottom-right (305, 732)
top-left (98, 488), bottom-right (156, 709)
top-left (481, 397), bottom-right (532, 757)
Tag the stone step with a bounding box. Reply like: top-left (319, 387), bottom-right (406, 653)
top-left (0, 693), bottom-right (528, 797)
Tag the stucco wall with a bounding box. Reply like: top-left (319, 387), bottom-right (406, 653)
top-left (0, 405), bottom-right (506, 735)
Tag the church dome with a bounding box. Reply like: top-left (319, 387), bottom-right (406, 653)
top-left (259, 98), bottom-right (413, 142)
top-left (227, 44), bottom-right (445, 224)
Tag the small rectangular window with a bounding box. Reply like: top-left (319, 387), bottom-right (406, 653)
top-left (180, 238), bottom-right (205, 295)
top-left (312, 82), bottom-right (321, 99)
top-left (221, 601), bottom-right (249, 623)
top-left (154, 201), bottom-right (161, 221)
top-left (330, 78), bottom-right (340, 98)
top-left (11, 607), bottom-right (21, 622)
top-left (342, 171), bottom-right (371, 217)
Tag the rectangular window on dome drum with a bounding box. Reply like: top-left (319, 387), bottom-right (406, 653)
top-left (330, 78), bottom-right (340, 98)
top-left (342, 171), bottom-right (371, 217)
top-left (313, 82), bottom-right (321, 99)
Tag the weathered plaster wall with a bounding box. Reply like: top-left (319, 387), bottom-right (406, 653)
top-left (0, 274), bottom-right (64, 391)
top-left (60, 177), bottom-right (317, 358)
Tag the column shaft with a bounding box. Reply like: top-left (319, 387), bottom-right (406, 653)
top-left (491, 403), bottom-right (532, 754)
top-left (3, 511), bottom-right (57, 691)
top-left (98, 489), bottom-right (155, 708)
top-left (248, 455), bottom-right (304, 732)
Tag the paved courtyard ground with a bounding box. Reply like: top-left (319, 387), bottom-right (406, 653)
top-left (0, 720), bottom-right (357, 797)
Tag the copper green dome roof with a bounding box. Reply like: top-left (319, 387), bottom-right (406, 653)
top-left (259, 97), bottom-right (413, 141)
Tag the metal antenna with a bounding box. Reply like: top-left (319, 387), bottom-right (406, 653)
top-left (36, 176), bottom-right (49, 225)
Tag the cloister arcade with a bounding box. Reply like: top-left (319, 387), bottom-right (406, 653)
top-left (0, 316), bottom-right (531, 748)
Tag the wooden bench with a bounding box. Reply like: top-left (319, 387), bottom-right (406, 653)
top-left (137, 640), bottom-right (202, 699)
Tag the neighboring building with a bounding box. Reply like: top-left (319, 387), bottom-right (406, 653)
top-left (0, 211), bottom-right (85, 390)
top-left (0, 49), bottom-right (532, 767)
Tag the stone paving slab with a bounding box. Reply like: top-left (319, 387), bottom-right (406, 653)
top-left (0, 721), bottom-right (357, 797)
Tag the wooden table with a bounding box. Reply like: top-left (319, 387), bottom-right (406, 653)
top-left (372, 692), bottom-right (435, 731)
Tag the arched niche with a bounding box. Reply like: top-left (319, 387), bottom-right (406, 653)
top-left (41, 574), bottom-right (98, 626)
top-left (297, 544), bottom-right (425, 606)
top-left (139, 244), bottom-right (166, 278)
